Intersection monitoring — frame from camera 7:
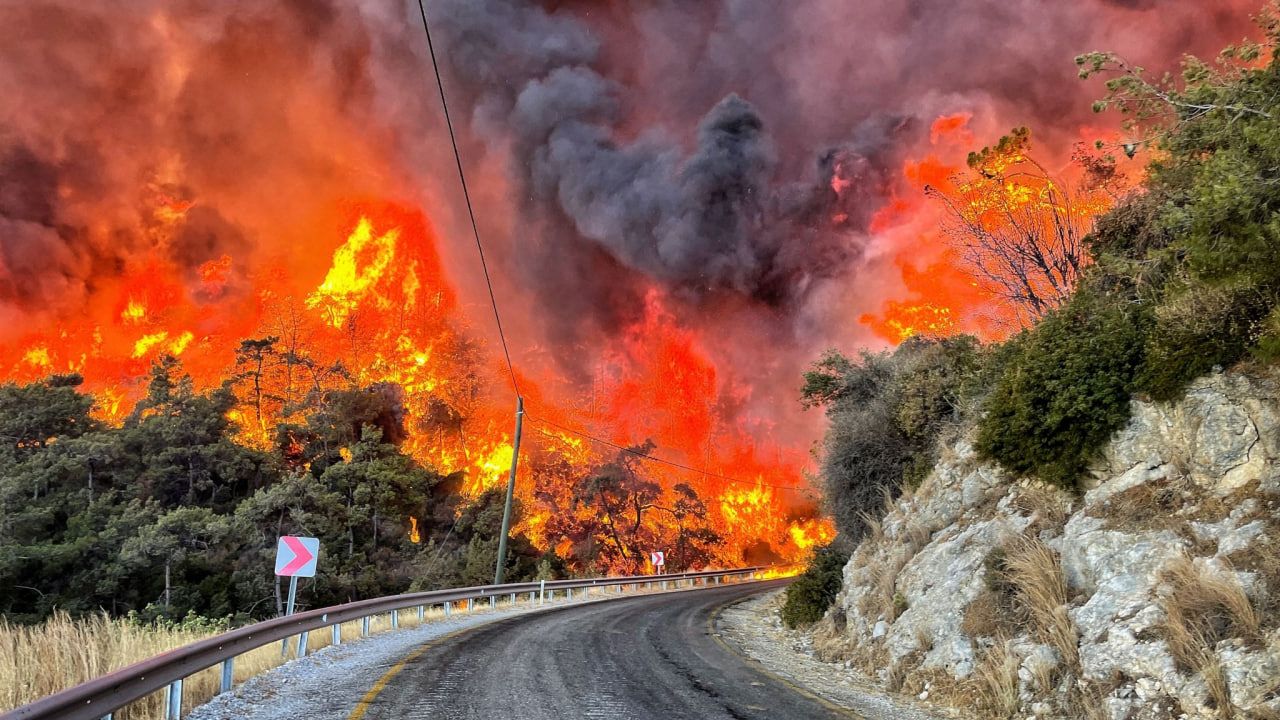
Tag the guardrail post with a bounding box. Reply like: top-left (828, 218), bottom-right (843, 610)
top-left (566, 588), bottom-right (573, 601)
top-left (444, 602), bottom-right (451, 617)
top-left (539, 579), bottom-right (546, 605)
top-left (489, 595), bottom-right (496, 609)
top-left (219, 656), bottom-right (234, 694)
top-left (296, 631), bottom-right (309, 657)
top-left (391, 610), bottom-right (399, 630)
top-left (529, 590), bottom-right (535, 604)
top-left (418, 605), bottom-right (425, 621)
top-left (165, 678), bottom-right (182, 720)
top-left (362, 616), bottom-right (371, 637)
top-left (332, 623), bottom-right (341, 646)
top-left (468, 598), bottom-right (474, 612)
top-left (509, 592), bottom-right (516, 605)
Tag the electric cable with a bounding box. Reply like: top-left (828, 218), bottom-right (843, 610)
top-left (528, 411), bottom-right (814, 494)
top-left (413, 3), bottom-right (815, 502)
top-left (415, 0), bottom-right (521, 399)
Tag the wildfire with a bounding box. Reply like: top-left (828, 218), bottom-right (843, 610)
top-left (788, 518), bottom-right (835, 551)
top-left (0, 201), bottom-right (830, 571)
top-left (861, 302), bottom-right (957, 343)
top-left (862, 115), bottom-right (1120, 342)
top-left (23, 347), bottom-right (51, 370)
top-left (132, 331), bottom-right (170, 358)
top-left (121, 300), bottom-right (147, 324)
top-left (757, 566), bottom-right (804, 580)
top-left (306, 217), bottom-right (400, 328)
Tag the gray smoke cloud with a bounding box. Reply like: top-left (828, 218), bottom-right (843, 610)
top-left (437, 0), bottom-right (903, 317)
top-left (416, 0), bottom-right (1258, 365)
top-left (0, 0), bottom-right (1262, 426)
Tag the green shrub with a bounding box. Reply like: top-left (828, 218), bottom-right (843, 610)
top-left (781, 544), bottom-right (850, 628)
top-left (805, 337), bottom-right (984, 537)
top-left (1136, 280), bottom-right (1272, 401)
top-left (976, 285), bottom-right (1147, 489)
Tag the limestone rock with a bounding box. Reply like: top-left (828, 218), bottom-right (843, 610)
top-left (886, 515), bottom-right (1031, 671)
top-left (827, 368), bottom-right (1280, 719)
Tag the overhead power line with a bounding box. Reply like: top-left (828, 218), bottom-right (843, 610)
top-left (411, 4), bottom-right (814, 503)
top-left (529, 411), bottom-right (814, 494)
top-left (414, 0), bottom-right (521, 399)
top-left (415, 0), bottom-right (525, 585)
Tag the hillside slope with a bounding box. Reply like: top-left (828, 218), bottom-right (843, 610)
top-left (810, 370), bottom-right (1280, 719)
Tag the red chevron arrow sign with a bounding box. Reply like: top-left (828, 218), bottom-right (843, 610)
top-left (274, 536), bottom-right (320, 578)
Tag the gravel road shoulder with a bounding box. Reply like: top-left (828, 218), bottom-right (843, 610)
top-left (715, 590), bottom-right (951, 720)
top-left (188, 594), bottom-right (609, 720)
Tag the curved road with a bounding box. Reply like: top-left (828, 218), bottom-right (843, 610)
top-left (352, 580), bottom-right (855, 720)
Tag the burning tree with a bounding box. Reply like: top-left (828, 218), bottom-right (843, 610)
top-left (541, 442), bottom-right (721, 575)
top-left (926, 127), bottom-right (1104, 327)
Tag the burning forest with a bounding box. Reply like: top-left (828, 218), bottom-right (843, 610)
top-left (0, 0), bottom-right (1264, 618)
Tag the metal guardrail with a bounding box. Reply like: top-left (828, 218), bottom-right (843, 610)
top-left (2, 567), bottom-right (765, 720)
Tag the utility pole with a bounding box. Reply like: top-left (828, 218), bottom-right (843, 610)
top-left (493, 396), bottom-right (524, 585)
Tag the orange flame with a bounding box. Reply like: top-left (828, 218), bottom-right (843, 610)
top-left (0, 201), bottom-right (829, 570)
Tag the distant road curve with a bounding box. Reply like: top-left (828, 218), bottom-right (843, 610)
top-left (351, 579), bottom-right (856, 720)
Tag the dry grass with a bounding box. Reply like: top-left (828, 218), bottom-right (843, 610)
top-left (859, 510), bottom-right (886, 548)
top-left (1158, 555), bottom-right (1265, 718)
top-left (0, 599), bottom-right (514, 718)
top-left (1201, 652), bottom-right (1235, 720)
top-left (1096, 477), bottom-right (1266, 555)
top-left (961, 588), bottom-right (1016, 640)
top-left (1249, 704), bottom-right (1280, 720)
top-left (1161, 555), bottom-right (1261, 671)
top-left (1224, 505), bottom-right (1280, 629)
top-left (901, 665), bottom-right (974, 707)
top-left (971, 639), bottom-right (1021, 719)
top-left (1241, 637), bottom-right (1280, 713)
top-left (860, 523), bottom-right (935, 624)
top-left (1004, 536), bottom-right (1080, 671)
top-left (1093, 476), bottom-right (1188, 530)
top-left (810, 615), bottom-right (856, 663)
top-left (1072, 681), bottom-right (1114, 720)
top-left (1009, 481), bottom-right (1071, 531)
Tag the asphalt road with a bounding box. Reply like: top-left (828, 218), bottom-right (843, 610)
top-left (354, 580), bottom-right (856, 720)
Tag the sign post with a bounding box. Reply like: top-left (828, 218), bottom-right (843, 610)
top-left (650, 551), bottom-right (665, 573)
top-left (274, 536), bottom-right (319, 656)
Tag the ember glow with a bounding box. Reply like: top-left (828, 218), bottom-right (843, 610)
top-left (0, 1), bottom-right (1262, 570)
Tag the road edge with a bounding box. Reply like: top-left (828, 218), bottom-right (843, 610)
top-left (712, 590), bottom-right (950, 720)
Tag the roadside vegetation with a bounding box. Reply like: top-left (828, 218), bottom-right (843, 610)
top-left (781, 543), bottom-right (851, 628)
top-left (0, 604), bottom-right (446, 718)
top-left (0, 356), bottom-right (730, 628)
top-left (0, 359), bottom-right (560, 625)
top-left (795, 0), bottom-right (1280, 628)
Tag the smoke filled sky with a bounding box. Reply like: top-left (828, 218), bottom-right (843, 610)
top-left (0, 0), bottom-right (1263, 462)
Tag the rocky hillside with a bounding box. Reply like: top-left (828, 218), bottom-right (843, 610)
top-left (809, 370), bottom-right (1280, 719)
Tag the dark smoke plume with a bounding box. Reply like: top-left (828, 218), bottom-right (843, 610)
top-left (0, 0), bottom-right (1263, 435)
top-left (438, 0), bottom-right (905, 314)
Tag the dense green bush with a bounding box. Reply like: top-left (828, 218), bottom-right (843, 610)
top-left (975, 285), bottom-right (1147, 489)
top-left (1136, 281), bottom-right (1272, 401)
top-left (781, 544), bottom-right (850, 628)
top-left (804, 337), bottom-right (983, 539)
top-left (1078, 24), bottom-right (1280, 403)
